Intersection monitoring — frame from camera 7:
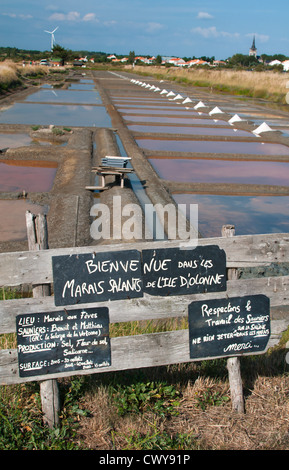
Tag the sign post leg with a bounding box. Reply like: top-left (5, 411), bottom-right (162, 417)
top-left (26, 211), bottom-right (60, 427)
top-left (222, 224), bottom-right (245, 413)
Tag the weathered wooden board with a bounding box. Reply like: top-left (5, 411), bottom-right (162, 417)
top-left (0, 324), bottom-right (284, 385)
top-left (0, 233), bottom-right (289, 287)
top-left (1, 276), bottom-right (289, 334)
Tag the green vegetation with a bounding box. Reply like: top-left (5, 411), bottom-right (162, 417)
top-left (0, 378), bottom-right (88, 450)
top-left (132, 64), bottom-right (288, 105)
top-left (112, 381), bottom-right (181, 417)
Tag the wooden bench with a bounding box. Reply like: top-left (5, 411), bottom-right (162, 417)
top-left (86, 156), bottom-right (134, 190)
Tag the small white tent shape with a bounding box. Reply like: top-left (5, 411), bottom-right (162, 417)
top-left (173, 94), bottom-right (184, 100)
top-left (183, 97), bottom-right (192, 104)
top-left (209, 106), bottom-right (223, 115)
top-left (228, 114), bottom-right (243, 125)
top-left (253, 122), bottom-right (273, 135)
top-left (167, 91), bottom-right (176, 97)
top-left (160, 89), bottom-right (168, 94)
top-left (194, 101), bottom-right (206, 109)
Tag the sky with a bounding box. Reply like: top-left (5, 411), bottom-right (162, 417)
top-left (0, 0), bottom-right (288, 59)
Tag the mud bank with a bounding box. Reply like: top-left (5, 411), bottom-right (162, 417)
top-left (0, 125), bottom-right (94, 252)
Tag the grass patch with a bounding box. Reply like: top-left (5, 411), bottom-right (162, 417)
top-left (131, 65), bottom-right (289, 104)
top-left (0, 378), bottom-right (87, 450)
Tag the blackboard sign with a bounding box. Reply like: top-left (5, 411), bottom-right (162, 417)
top-left (16, 307), bottom-right (111, 378)
top-left (188, 295), bottom-right (270, 360)
top-left (52, 250), bottom-right (143, 306)
top-left (142, 246), bottom-right (226, 296)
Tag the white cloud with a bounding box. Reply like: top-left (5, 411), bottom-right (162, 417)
top-left (191, 26), bottom-right (239, 39)
top-left (197, 12), bottom-right (213, 19)
top-left (49, 11), bottom-right (78, 21)
top-left (145, 22), bottom-right (165, 33)
top-left (2, 13), bottom-right (32, 20)
top-left (49, 11), bottom-right (100, 23)
top-left (83, 13), bottom-right (99, 22)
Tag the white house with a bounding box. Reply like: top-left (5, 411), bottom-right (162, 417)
top-left (268, 60), bottom-right (282, 67)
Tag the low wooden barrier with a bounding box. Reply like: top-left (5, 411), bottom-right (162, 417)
top-left (1, 217), bottom-right (289, 426)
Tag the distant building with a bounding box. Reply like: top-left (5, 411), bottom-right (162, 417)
top-left (282, 60), bottom-right (289, 72)
top-left (162, 57), bottom-right (187, 67)
top-left (249, 36), bottom-right (257, 57)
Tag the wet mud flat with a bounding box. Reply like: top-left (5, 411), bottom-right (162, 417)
top-left (0, 124), bottom-right (94, 252)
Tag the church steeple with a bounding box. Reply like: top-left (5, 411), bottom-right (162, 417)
top-left (249, 35), bottom-right (257, 57)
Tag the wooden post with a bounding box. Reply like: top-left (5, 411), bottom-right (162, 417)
top-left (26, 211), bottom-right (60, 428)
top-left (222, 224), bottom-right (245, 413)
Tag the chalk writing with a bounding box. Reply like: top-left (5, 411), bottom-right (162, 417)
top-left (16, 307), bottom-right (111, 377)
top-left (142, 246), bottom-right (226, 296)
top-left (188, 295), bottom-right (270, 360)
top-left (52, 246), bottom-right (227, 305)
top-left (52, 250), bottom-right (143, 306)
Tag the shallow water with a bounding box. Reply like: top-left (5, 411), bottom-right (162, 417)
top-left (123, 115), bottom-right (230, 125)
top-left (118, 108), bottom-right (200, 116)
top-left (0, 160), bottom-right (58, 192)
top-left (149, 158), bottom-right (289, 186)
top-left (25, 88), bottom-right (102, 104)
top-left (0, 132), bottom-right (66, 148)
top-left (0, 133), bottom-right (36, 149)
top-left (129, 124), bottom-right (254, 137)
top-left (137, 138), bottom-right (289, 156)
top-left (0, 103), bottom-right (111, 127)
top-left (173, 193), bottom-right (289, 238)
top-left (0, 200), bottom-right (48, 241)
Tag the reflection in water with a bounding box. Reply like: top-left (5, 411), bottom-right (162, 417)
top-left (25, 89), bottom-right (102, 104)
top-left (0, 133), bottom-right (34, 149)
top-left (0, 133), bottom-right (66, 148)
top-left (117, 104), bottom-right (193, 110)
top-left (123, 115), bottom-right (230, 125)
top-left (137, 138), bottom-right (289, 156)
top-left (119, 108), bottom-right (200, 115)
top-left (0, 160), bottom-right (58, 192)
top-left (129, 124), bottom-right (254, 137)
top-left (173, 193), bottom-right (289, 238)
top-left (0, 200), bottom-right (48, 241)
top-left (149, 158), bottom-right (289, 186)
top-left (0, 103), bottom-right (111, 127)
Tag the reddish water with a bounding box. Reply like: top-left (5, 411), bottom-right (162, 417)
top-left (0, 160), bottom-right (58, 192)
top-left (149, 158), bottom-right (289, 186)
top-left (129, 124), bottom-right (254, 137)
top-left (0, 200), bottom-right (47, 241)
top-left (137, 138), bottom-right (289, 156)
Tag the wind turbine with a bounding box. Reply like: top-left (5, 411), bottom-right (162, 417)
top-left (44, 26), bottom-right (59, 51)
